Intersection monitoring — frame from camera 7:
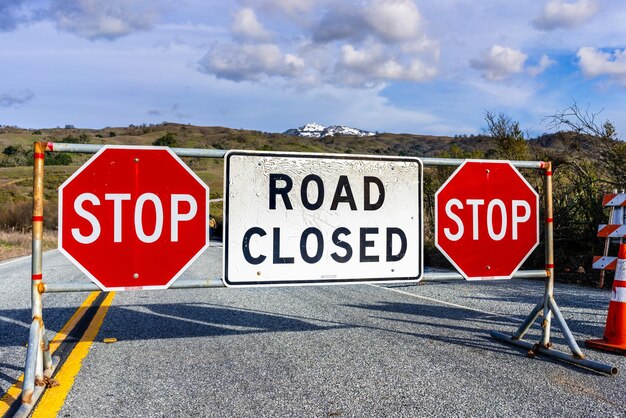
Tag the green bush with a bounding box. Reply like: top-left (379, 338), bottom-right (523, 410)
top-left (46, 152), bottom-right (72, 166)
top-left (3, 145), bottom-right (22, 156)
top-left (0, 145), bottom-right (30, 167)
top-left (152, 132), bottom-right (178, 147)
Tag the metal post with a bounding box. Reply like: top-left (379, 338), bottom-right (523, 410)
top-left (22, 142), bottom-right (48, 404)
top-left (541, 162), bottom-right (554, 348)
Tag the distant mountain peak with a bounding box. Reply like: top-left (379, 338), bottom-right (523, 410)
top-left (283, 123), bottom-right (377, 138)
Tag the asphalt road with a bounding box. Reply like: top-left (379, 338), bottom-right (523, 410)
top-left (1, 247), bottom-right (625, 417)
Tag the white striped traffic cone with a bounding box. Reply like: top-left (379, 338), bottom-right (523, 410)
top-left (586, 243), bottom-right (626, 354)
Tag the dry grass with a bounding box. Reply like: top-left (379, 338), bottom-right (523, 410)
top-left (0, 231), bottom-right (57, 262)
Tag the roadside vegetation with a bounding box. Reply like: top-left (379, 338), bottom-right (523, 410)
top-left (0, 107), bottom-right (622, 287)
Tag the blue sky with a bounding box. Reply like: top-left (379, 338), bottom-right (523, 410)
top-left (1, 0), bottom-right (625, 137)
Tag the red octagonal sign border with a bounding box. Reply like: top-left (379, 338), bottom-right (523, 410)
top-left (434, 160), bottom-right (540, 281)
top-left (58, 145), bottom-right (210, 291)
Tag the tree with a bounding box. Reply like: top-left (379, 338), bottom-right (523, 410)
top-left (542, 101), bottom-right (623, 286)
top-left (542, 101), bottom-right (624, 188)
top-left (483, 111), bottom-right (529, 160)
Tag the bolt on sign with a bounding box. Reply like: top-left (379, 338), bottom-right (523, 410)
top-left (435, 160), bottom-right (539, 280)
top-left (223, 151), bottom-right (423, 286)
top-left (59, 146), bottom-right (210, 291)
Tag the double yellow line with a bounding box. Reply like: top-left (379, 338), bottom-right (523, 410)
top-left (0, 291), bottom-right (116, 417)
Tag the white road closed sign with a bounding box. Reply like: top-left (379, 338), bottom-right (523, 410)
top-left (224, 151), bottom-right (423, 286)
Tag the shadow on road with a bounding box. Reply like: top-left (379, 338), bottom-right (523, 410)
top-left (0, 306), bottom-right (82, 348)
top-left (98, 303), bottom-right (352, 341)
top-left (344, 300), bottom-right (606, 357)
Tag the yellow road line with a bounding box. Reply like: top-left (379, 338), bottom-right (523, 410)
top-left (0, 291), bottom-right (100, 417)
top-left (49, 292), bottom-right (100, 353)
top-left (0, 375), bottom-right (23, 418)
top-left (32, 292), bottom-right (116, 418)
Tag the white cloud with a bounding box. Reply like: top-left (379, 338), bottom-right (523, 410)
top-left (199, 43), bottom-right (305, 81)
top-left (336, 43), bottom-right (437, 86)
top-left (402, 37), bottom-right (440, 59)
top-left (527, 54), bottom-right (556, 76)
top-left (197, 1), bottom-right (439, 88)
top-left (577, 47), bottom-right (626, 85)
top-left (470, 45), bottom-right (528, 80)
top-left (231, 7), bottom-right (272, 41)
top-left (311, 4), bottom-right (368, 43)
top-left (51, 0), bottom-right (158, 40)
top-left (239, 0), bottom-right (317, 18)
top-left (533, 0), bottom-right (598, 31)
top-left (364, 0), bottom-right (423, 42)
top-left (312, 0), bottom-right (425, 44)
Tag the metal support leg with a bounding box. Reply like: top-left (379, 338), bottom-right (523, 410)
top-left (41, 323), bottom-right (54, 378)
top-left (491, 331), bottom-right (617, 375)
top-left (549, 297), bottom-right (584, 359)
top-left (541, 279), bottom-right (553, 347)
top-left (513, 301), bottom-right (543, 340)
top-left (491, 162), bottom-right (617, 375)
top-left (21, 319), bottom-right (41, 403)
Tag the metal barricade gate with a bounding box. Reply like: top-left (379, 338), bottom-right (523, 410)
top-left (17, 142), bottom-right (617, 415)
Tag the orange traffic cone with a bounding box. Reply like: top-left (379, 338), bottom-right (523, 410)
top-left (586, 243), bottom-right (626, 354)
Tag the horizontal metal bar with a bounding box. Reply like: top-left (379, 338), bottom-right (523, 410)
top-left (46, 143), bottom-right (546, 168)
top-left (42, 278), bottom-right (226, 293)
top-left (419, 157), bottom-right (546, 169)
top-left (171, 147), bottom-right (226, 158)
top-left (491, 331), bottom-right (618, 375)
top-left (41, 281), bottom-right (100, 293)
top-left (423, 269), bottom-right (548, 281)
top-left (170, 278), bottom-right (225, 289)
top-left (42, 270), bottom-right (546, 292)
top-left (48, 143), bottom-right (104, 154)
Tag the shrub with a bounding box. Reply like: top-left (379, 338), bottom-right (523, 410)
top-left (46, 152), bottom-right (72, 166)
top-left (0, 200), bottom-right (59, 232)
top-left (0, 201), bottom-right (32, 231)
top-left (152, 132), bottom-right (178, 147)
top-left (3, 145), bottom-right (22, 156)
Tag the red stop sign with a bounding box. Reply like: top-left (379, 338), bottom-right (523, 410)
top-left (59, 146), bottom-right (209, 290)
top-left (435, 160), bottom-right (539, 280)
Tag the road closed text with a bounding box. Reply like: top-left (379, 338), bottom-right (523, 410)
top-left (224, 152), bottom-right (423, 286)
top-left (243, 174), bottom-right (407, 265)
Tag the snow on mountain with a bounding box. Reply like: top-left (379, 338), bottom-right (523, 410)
top-left (283, 123), bottom-right (377, 138)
